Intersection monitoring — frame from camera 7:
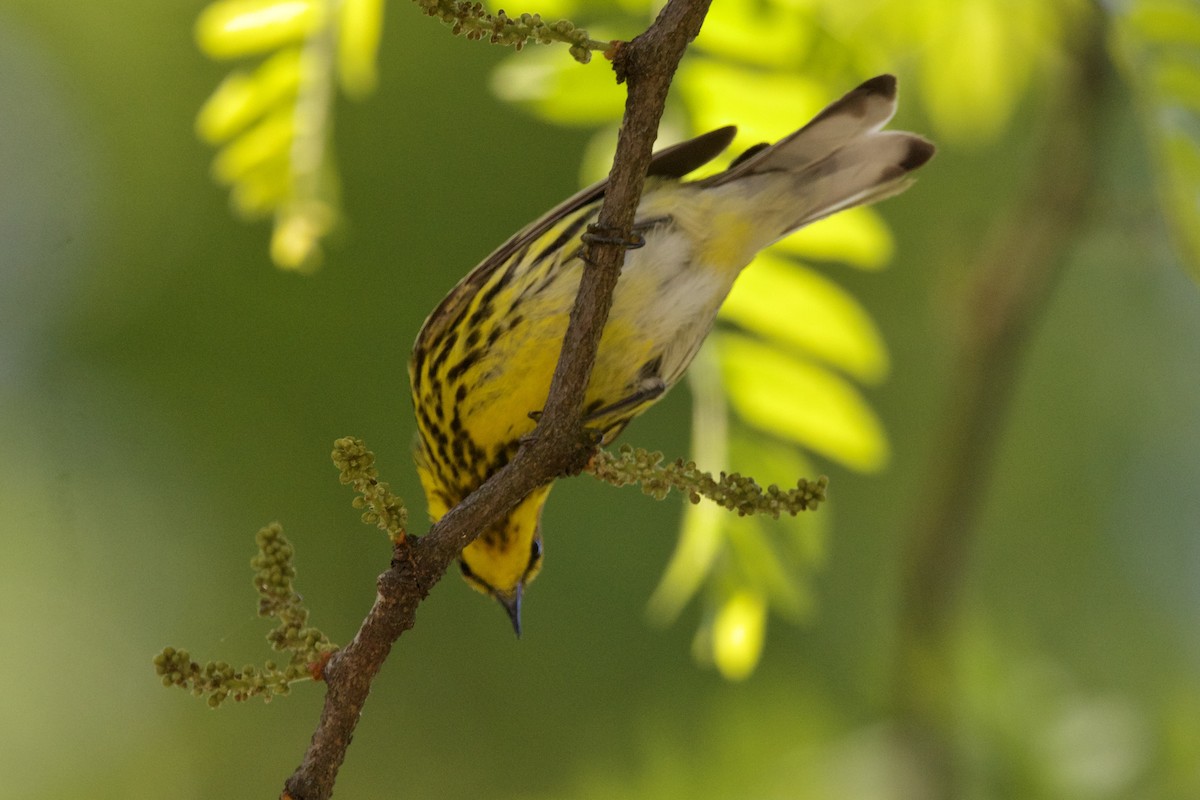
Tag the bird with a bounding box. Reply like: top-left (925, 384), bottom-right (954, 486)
top-left (409, 74), bottom-right (934, 635)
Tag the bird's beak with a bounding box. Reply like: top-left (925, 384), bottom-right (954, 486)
top-left (497, 584), bottom-right (523, 638)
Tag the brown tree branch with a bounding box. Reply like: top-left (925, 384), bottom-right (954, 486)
top-left (281, 2), bottom-right (711, 797)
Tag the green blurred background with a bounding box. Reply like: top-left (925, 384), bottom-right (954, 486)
top-left (4, 1), bottom-right (1200, 798)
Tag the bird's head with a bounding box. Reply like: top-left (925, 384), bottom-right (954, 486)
top-left (457, 487), bottom-right (549, 636)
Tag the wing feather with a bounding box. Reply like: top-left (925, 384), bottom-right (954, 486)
top-left (412, 127), bottom-right (738, 359)
top-left (707, 75), bottom-right (901, 186)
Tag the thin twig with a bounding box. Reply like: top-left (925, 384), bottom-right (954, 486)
top-left (281, 2), bottom-right (711, 797)
top-left (588, 445), bottom-right (827, 515)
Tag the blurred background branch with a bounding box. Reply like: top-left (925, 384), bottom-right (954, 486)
top-left (892, 16), bottom-right (1115, 798)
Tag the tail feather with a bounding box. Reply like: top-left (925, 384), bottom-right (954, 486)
top-left (703, 74), bottom-right (935, 240)
top-left (779, 131), bottom-right (935, 233)
top-left (710, 75), bottom-right (906, 185)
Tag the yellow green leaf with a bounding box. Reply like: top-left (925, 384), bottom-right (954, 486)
top-left (676, 58), bottom-right (827, 150)
top-left (915, 0), bottom-right (1029, 141)
top-left (228, 156), bottom-right (292, 218)
top-left (1128, 0), bottom-right (1200, 46)
top-left (491, 46), bottom-right (625, 126)
top-left (717, 334), bottom-right (889, 472)
top-left (710, 589), bottom-right (767, 681)
top-left (196, 0), bottom-right (323, 59)
top-left (1120, 0), bottom-right (1200, 280)
top-left (647, 499), bottom-right (725, 625)
top-left (771, 206), bottom-right (895, 271)
top-left (721, 254), bottom-right (889, 384)
top-left (337, 0), bottom-right (384, 98)
top-left (1161, 130), bottom-right (1200, 271)
top-left (694, 0), bottom-right (812, 70)
top-left (196, 48), bottom-right (302, 144)
top-left (850, 0), bottom-right (1077, 144)
top-left (1153, 57), bottom-right (1200, 111)
top-left (726, 515), bottom-right (811, 621)
top-left (211, 107), bottom-right (295, 186)
top-left (647, 343), bottom-right (729, 624)
top-left (271, 201), bottom-right (334, 271)
top-left (515, 0), bottom-right (584, 17)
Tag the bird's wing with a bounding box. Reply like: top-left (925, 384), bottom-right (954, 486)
top-left (412, 126), bottom-right (738, 356)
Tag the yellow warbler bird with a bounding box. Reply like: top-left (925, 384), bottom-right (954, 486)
top-left (410, 75), bottom-right (933, 634)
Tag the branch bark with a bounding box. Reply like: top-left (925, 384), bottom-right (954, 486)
top-left (282, 2), bottom-right (711, 797)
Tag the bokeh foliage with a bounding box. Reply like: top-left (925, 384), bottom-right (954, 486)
top-left (1113, 0), bottom-right (1200, 280)
top-left (4, 0), bottom-right (1200, 797)
top-left (195, 0), bottom-right (384, 269)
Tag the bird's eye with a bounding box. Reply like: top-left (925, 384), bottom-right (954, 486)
top-left (524, 537), bottom-right (544, 582)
